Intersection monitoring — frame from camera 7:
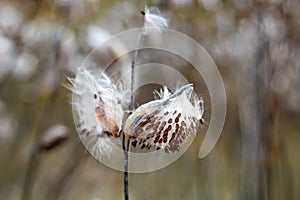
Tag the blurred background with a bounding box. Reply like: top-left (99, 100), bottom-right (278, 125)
top-left (0, 0), bottom-right (299, 200)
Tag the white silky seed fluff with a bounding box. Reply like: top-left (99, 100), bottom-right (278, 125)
top-left (142, 5), bottom-right (168, 34)
top-left (68, 68), bottom-right (127, 158)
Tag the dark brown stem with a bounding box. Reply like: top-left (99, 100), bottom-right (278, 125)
top-left (122, 134), bottom-right (130, 200)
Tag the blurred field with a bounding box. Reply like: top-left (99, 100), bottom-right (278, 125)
top-left (0, 0), bottom-right (299, 200)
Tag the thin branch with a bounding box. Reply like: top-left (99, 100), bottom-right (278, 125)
top-left (122, 134), bottom-right (130, 200)
top-left (130, 60), bottom-right (135, 112)
top-left (124, 31), bottom-right (143, 200)
top-left (130, 33), bottom-right (143, 112)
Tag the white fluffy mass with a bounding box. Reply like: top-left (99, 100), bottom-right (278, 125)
top-left (142, 6), bottom-right (168, 34)
top-left (67, 68), bottom-right (127, 158)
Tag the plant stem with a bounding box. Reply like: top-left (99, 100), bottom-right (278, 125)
top-left (124, 32), bottom-right (143, 200)
top-left (130, 60), bottom-right (135, 112)
top-left (130, 33), bottom-right (143, 112)
top-left (122, 134), bottom-right (130, 200)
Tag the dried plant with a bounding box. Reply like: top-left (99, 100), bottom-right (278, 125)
top-left (67, 5), bottom-right (205, 200)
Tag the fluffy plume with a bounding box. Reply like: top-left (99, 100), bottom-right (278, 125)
top-left (67, 68), bottom-right (128, 158)
top-left (141, 6), bottom-right (168, 34)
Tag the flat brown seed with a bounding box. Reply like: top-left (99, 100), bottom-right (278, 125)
top-left (132, 140), bottom-right (137, 147)
top-left (158, 138), bottom-right (163, 144)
